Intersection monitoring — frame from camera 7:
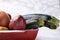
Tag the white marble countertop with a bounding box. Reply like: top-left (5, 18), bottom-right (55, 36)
top-left (36, 26), bottom-right (60, 40)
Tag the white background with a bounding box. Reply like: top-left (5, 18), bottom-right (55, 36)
top-left (0, 0), bottom-right (60, 40)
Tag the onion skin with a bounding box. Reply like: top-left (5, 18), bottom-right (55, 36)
top-left (9, 15), bottom-right (26, 30)
top-left (0, 11), bottom-right (10, 27)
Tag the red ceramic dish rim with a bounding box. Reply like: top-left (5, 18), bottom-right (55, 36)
top-left (0, 29), bottom-right (38, 32)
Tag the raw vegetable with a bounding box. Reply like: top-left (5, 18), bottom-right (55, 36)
top-left (37, 18), bottom-right (45, 27)
top-left (26, 17), bottom-right (45, 29)
top-left (9, 15), bottom-right (26, 30)
top-left (48, 16), bottom-right (59, 29)
top-left (0, 11), bottom-right (10, 27)
top-left (26, 19), bottom-right (39, 29)
top-left (0, 26), bottom-right (8, 30)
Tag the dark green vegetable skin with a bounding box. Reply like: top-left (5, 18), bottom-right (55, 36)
top-left (26, 18), bottom-right (45, 29)
top-left (45, 16), bottom-right (59, 29)
top-left (26, 22), bottom-right (39, 29)
top-left (24, 14), bottom-right (59, 29)
top-left (25, 18), bottom-right (45, 29)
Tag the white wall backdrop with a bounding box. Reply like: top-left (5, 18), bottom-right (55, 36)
top-left (0, 0), bottom-right (60, 19)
